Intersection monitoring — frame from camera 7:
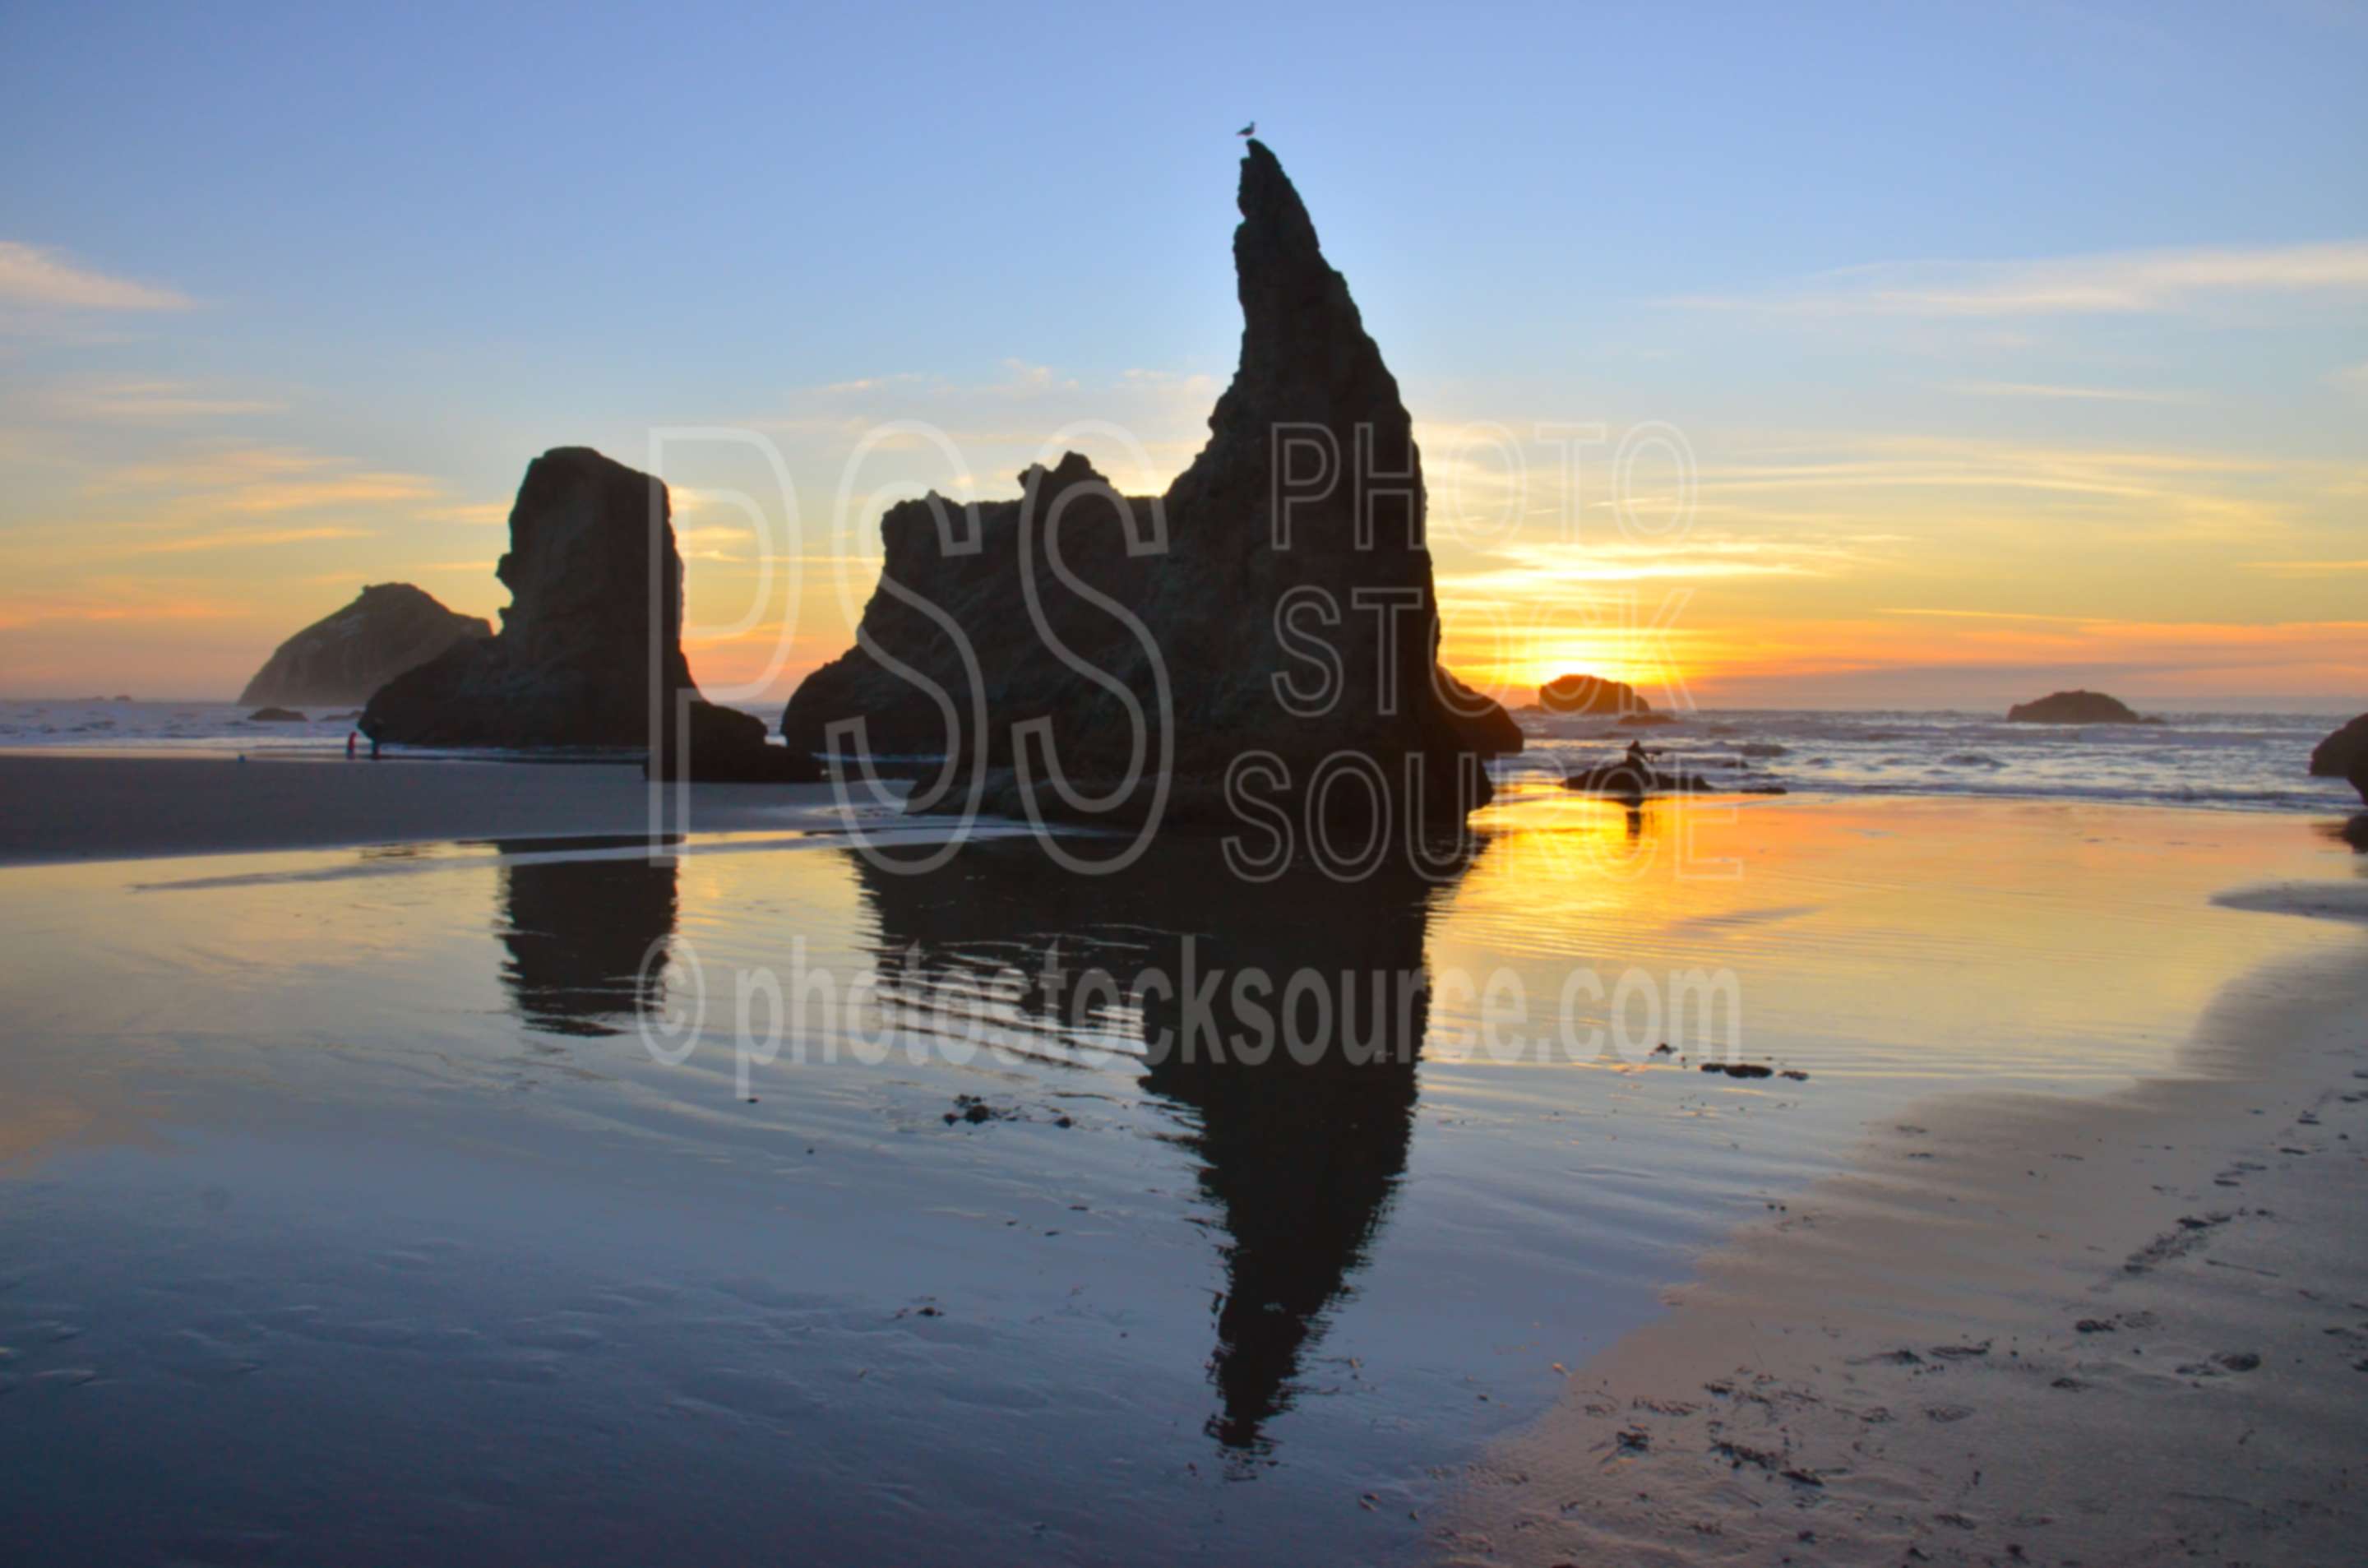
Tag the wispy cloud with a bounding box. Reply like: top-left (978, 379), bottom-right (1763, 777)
top-left (136, 525), bottom-right (376, 555)
top-left (0, 593), bottom-right (244, 631)
top-left (0, 242), bottom-right (194, 312)
top-left (43, 377), bottom-right (283, 423)
top-left (101, 444), bottom-right (442, 516)
top-left (1939, 380), bottom-right (2199, 405)
top-left (414, 500), bottom-right (511, 525)
top-left (2241, 558), bottom-right (2368, 575)
top-left (1879, 606), bottom-right (2107, 623)
top-left (1671, 240), bottom-right (2368, 318)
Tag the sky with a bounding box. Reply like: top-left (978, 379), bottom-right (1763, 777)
top-left (2, 0), bottom-right (2363, 711)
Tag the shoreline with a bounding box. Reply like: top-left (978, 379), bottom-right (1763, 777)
top-left (1440, 886), bottom-right (2368, 1566)
top-left (6, 749), bottom-right (2362, 872)
top-left (0, 752), bottom-right (868, 867)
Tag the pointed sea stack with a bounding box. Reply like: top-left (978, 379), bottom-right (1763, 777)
top-left (779, 140), bottom-right (1517, 827)
top-left (238, 583), bottom-right (489, 709)
top-left (363, 447), bottom-right (817, 780)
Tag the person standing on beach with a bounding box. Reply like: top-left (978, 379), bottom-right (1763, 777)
top-left (346, 732), bottom-right (358, 760)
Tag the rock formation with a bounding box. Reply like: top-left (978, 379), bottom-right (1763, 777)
top-left (238, 583), bottom-right (490, 708)
top-left (779, 141), bottom-right (1518, 825)
top-left (363, 446), bottom-right (818, 781)
top-left (245, 706), bottom-right (308, 723)
top-left (1538, 673), bottom-right (1650, 717)
top-left (1563, 757), bottom-right (1786, 803)
top-left (646, 701), bottom-right (823, 784)
top-left (2005, 690), bottom-right (2159, 725)
top-left (2308, 712), bottom-right (2368, 797)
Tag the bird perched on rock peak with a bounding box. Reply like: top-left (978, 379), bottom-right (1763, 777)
top-left (1237, 120), bottom-right (1255, 136)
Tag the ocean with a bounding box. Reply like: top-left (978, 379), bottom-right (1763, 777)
top-left (4, 697), bottom-right (2354, 815)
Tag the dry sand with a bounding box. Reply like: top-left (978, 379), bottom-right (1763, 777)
top-left (1441, 887), bottom-right (2368, 1566)
top-left (0, 753), bottom-right (865, 865)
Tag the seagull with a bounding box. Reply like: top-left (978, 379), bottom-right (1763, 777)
top-left (1237, 121), bottom-right (1256, 136)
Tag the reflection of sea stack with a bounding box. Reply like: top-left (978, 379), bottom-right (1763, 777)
top-left (853, 835), bottom-right (1470, 1450)
top-left (363, 449), bottom-right (816, 779)
top-left (239, 583), bottom-right (489, 708)
top-left (494, 839), bottom-right (680, 1037)
top-left (781, 141), bottom-right (1518, 825)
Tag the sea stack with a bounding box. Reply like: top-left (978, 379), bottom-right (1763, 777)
top-left (779, 140), bottom-right (1518, 824)
top-left (2005, 690), bottom-right (2158, 725)
top-left (2309, 713), bottom-right (2368, 778)
top-left (238, 583), bottom-right (489, 708)
top-left (1538, 673), bottom-right (1651, 717)
top-left (2309, 712), bottom-right (2368, 803)
top-left (363, 447), bottom-right (817, 780)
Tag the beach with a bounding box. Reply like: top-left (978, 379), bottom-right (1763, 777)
top-left (1442, 902), bottom-right (2368, 1566)
top-left (11, 7), bottom-right (2362, 1561)
top-left (0, 753), bottom-right (863, 866)
top-left (2, 754), bottom-right (2362, 1565)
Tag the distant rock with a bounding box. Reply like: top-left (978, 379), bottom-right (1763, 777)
top-left (1538, 673), bottom-right (1649, 716)
top-left (779, 140), bottom-right (1517, 828)
top-left (2005, 690), bottom-right (2159, 725)
top-left (238, 583), bottom-right (491, 708)
top-left (2308, 713), bottom-right (2368, 793)
top-left (645, 701), bottom-right (824, 784)
top-left (246, 706), bottom-right (307, 723)
top-left (363, 446), bottom-right (819, 782)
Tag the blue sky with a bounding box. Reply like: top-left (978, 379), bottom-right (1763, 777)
top-left (2, 0), bottom-right (2364, 705)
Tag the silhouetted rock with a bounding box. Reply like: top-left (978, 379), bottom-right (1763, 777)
top-left (246, 706), bottom-right (307, 723)
top-left (1539, 673), bottom-right (1649, 716)
top-left (364, 449), bottom-right (687, 747)
top-left (363, 447), bottom-right (820, 782)
top-left (2308, 713), bottom-right (2368, 794)
top-left (1443, 668), bottom-right (1524, 755)
top-left (1563, 757), bottom-right (1785, 803)
top-left (238, 583), bottom-right (490, 708)
top-left (647, 701), bottom-right (822, 784)
top-left (779, 141), bottom-right (1516, 829)
top-left (2005, 690), bottom-right (2158, 724)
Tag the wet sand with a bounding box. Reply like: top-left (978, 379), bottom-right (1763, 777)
top-left (0, 752), bottom-right (860, 865)
top-left (1442, 886), bottom-right (2368, 1566)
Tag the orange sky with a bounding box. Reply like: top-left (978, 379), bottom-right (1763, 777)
top-left (2, 402), bottom-right (2363, 713)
